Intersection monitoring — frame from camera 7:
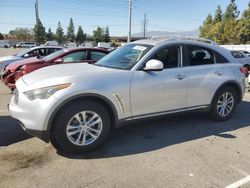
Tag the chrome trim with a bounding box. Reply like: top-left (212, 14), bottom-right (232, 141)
top-left (125, 105), bottom-right (208, 121)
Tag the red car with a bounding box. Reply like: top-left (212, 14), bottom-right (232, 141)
top-left (1, 47), bottom-right (109, 90)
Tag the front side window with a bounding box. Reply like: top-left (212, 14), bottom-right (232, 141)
top-left (62, 51), bottom-right (86, 63)
top-left (95, 44), bottom-right (153, 70)
top-left (187, 45), bottom-right (214, 66)
top-left (151, 46), bottom-right (180, 69)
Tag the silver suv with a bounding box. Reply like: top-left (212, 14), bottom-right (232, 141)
top-left (9, 38), bottom-right (246, 153)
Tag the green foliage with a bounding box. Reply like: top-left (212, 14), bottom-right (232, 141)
top-left (34, 19), bottom-right (46, 44)
top-left (93, 26), bottom-right (105, 43)
top-left (46, 28), bottom-right (54, 41)
top-left (55, 22), bottom-right (64, 44)
top-left (76, 26), bottom-right (86, 44)
top-left (104, 26), bottom-right (110, 42)
top-left (67, 18), bottom-right (75, 42)
top-left (214, 6), bottom-right (223, 23)
top-left (199, 14), bottom-right (213, 40)
top-left (10, 27), bottom-right (33, 41)
top-left (237, 2), bottom-right (250, 44)
top-left (224, 0), bottom-right (240, 20)
top-left (0, 33), bottom-right (4, 40)
top-left (200, 0), bottom-right (250, 44)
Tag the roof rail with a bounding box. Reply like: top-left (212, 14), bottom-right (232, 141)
top-left (150, 36), bottom-right (218, 45)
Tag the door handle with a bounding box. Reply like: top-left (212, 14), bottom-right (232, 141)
top-left (215, 71), bottom-right (224, 76)
top-left (175, 74), bottom-right (186, 80)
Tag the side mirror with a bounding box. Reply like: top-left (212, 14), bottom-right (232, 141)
top-left (54, 58), bottom-right (63, 64)
top-left (143, 59), bottom-right (164, 71)
top-left (24, 54), bottom-right (30, 58)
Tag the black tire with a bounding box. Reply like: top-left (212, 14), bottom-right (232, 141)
top-left (51, 100), bottom-right (111, 154)
top-left (209, 86), bottom-right (238, 121)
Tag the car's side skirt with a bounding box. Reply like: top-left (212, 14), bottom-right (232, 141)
top-left (120, 105), bottom-right (209, 122)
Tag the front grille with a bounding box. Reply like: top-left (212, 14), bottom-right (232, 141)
top-left (13, 89), bottom-right (19, 104)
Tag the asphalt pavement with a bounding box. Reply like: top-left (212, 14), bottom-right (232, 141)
top-left (0, 82), bottom-right (250, 188)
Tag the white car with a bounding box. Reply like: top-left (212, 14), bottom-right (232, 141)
top-left (9, 37), bottom-right (246, 153)
top-left (16, 42), bottom-right (36, 48)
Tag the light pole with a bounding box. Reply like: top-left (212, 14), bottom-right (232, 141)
top-left (128, 0), bottom-right (132, 43)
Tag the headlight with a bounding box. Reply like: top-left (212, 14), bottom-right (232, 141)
top-left (24, 83), bottom-right (71, 101)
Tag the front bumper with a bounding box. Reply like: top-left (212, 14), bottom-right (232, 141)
top-left (9, 87), bottom-right (60, 143)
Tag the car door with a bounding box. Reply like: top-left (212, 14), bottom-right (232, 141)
top-left (130, 45), bottom-right (188, 117)
top-left (184, 45), bottom-right (223, 107)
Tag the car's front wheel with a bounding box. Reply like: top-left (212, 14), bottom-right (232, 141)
top-left (210, 86), bottom-right (238, 121)
top-left (52, 100), bottom-right (111, 153)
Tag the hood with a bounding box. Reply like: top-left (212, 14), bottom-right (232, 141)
top-left (6, 57), bottom-right (44, 71)
top-left (22, 63), bottom-right (116, 86)
top-left (0, 56), bottom-right (24, 71)
top-left (0, 55), bottom-right (21, 62)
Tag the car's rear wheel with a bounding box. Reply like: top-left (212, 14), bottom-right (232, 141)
top-left (209, 86), bottom-right (238, 121)
top-left (51, 100), bottom-right (111, 153)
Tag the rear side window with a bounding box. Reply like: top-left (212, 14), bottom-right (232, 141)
top-left (231, 51), bottom-right (244, 58)
top-left (90, 51), bottom-right (107, 61)
top-left (151, 46), bottom-right (180, 69)
top-left (214, 52), bottom-right (229, 64)
top-left (186, 45), bottom-right (214, 66)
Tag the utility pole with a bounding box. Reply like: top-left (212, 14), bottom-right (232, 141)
top-left (143, 13), bottom-right (146, 38)
top-left (35, 0), bottom-right (39, 24)
top-left (127, 0), bottom-right (132, 43)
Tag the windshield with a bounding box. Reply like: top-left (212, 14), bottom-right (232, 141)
top-left (95, 44), bottom-right (153, 70)
top-left (43, 49), bottom-right (67, 61)
top-left (16, 48), bottom-right (31, 56)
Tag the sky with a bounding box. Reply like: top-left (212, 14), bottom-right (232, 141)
top-left (0, 0), bottom-right (249, 36)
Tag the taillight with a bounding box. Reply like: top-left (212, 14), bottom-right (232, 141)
top-left (240, 67), bottom-right (248, 75)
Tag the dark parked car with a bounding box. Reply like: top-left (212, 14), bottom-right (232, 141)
top-left (1, 48), bottom-right (109, 90)
top-left (0, 46), bottom-right (63, 71)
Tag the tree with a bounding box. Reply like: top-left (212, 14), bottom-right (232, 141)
top-left (10, 27), bottom-right (33, 41)
top-left (0, 33), bottom-right (4, 40)
top-left (93, 26), bottom-right (104, 43)
top-left (237, 2), bottom-right (250, 44)
top-left (46, 28), bottom-right (54, 41)
top-left (222, 19), bottom-right (238, 44)
top-left (67, 18), bottom-right (75, 42)
top-left (55, 21), bottom-right (64, 44)
top-left (76, 25), bottom-right (86, 44)
top-left (199, 14), bottom-right (213, 39)
top-left (34, 19), bottom-right (46, 44)
top-left (224, 0), bottom-right (240, 20)
top-left (214, 5), bottom-right (223, 23)
top-left (104, 26), bottom-right (110, 42)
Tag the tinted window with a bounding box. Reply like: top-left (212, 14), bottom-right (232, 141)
top-left (62, 51), bottom-right (86, 63)
top-left (214, 52), bottom-right (229, 64)
top-left (151, 46), bottom-right (180, 68)
top-left (231, 51), bottom-right (245, 58)
top-left (48, 48), bottom-right (61, 54)
top-left (90, 51), bottom-right (107, 61)
top-left (187, 45), bottom-right (214, 66)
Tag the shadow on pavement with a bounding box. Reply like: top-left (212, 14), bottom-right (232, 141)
top-left (0, 116), bottom-right (31, 146)
top-left (60, 101), bottom-right (250, 159)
